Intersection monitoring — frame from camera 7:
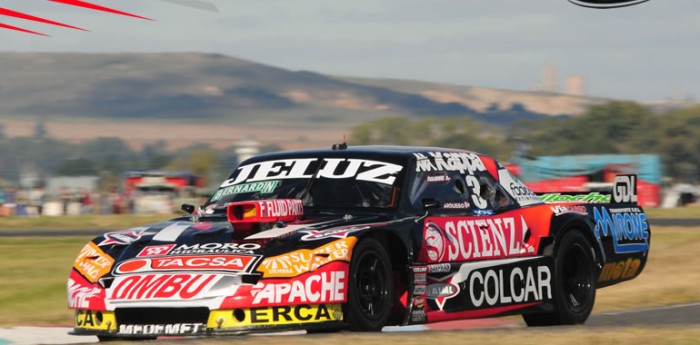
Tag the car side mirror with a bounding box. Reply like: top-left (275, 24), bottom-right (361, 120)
top-left (422, 198), bottom-right (441, 210)
top-left (181, 203), bottom-right (196, 214)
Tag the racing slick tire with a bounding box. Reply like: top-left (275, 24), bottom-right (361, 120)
top-left (345, 237), bottom-right (394, 331)
top-left (523, 230), bottom-right (596, 326)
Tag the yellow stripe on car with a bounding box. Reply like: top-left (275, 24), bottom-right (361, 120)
top-left (208, 304), bottom-right (343, 328)
top-left (74, 310), bottom-right (116, 331)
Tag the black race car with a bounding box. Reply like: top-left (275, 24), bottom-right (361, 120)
top-left (68, 145), bottom-right (650, 338)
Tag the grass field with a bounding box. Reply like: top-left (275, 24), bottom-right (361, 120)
top-left (644, 206), bottom-right (700, 219)
top-left (593, 226), bottom-right (700, 313)
top-left (0, 226), bottom-right (698, 327)
top-left (0, 236), bottom-right (87, 325)
top-left (0, 214), bottom-right (180, 230)
top-left (0, 206), bottom-right (696, 231)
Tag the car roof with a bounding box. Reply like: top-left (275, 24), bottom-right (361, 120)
top-left (244, 145), bottom-right (483, 164)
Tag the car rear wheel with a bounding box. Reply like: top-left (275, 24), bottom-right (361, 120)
top-left (523, 230), bottom-right (596, 326)
top-left (345, 237), bottom-right (394, 331)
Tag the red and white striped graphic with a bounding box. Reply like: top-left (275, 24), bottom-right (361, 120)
top-left (0, 0), bottom-right (217, 36)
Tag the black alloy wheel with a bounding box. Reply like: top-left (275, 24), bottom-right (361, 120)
top-left (561, 240), bottom-right (594, 315)
top-left (523, 230), bottom-right (596, 326)
top-left (345, 238), bottom-right (394, 331)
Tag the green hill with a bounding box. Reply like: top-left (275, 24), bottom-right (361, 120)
top-left (0, 52), bottom-right (603, 126)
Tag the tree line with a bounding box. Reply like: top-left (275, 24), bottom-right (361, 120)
top-left (0, 124), bottom-right (280, 190)
top-left (1, 100), bottom-right (698, 189)
top-left (350, 101), bottom-right (700, 183)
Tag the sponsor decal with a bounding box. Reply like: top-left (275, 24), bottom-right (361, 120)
top-left (137, 244), bottom-right (176, 257)
top-left (75, 310), bottom-right (116, 331)
top-left (465, 175), bottom-right (488, 209)
top-left (116, 255), bottom-right (259, 274)
top-left (251, 265), bottom-right (347, 306)
top-left (247, 261), bottom-right (349, 309)
top-left (75, 310), bottom-right (96, 327)
top-left (550, 205), bottom-right (588, 216)
top-left (67, 272), bottom-right (106, 310)
top-left (208, 304), bottom-right (343, 328)
top-left (468, 264), bottom-right (552, 308)
top-left (257, 199), bottom-right (303, 218)
top-left (424, 258), bottom-right (553, 312)
top-left (410, 295), bottom-right (427, 323)
top-left (410, 291), bottom-right (427, 323)
top-left (119, 323), bottom-right (205, 335)
top-left (426, 283), bottom-right (459, 299)
top-left (413, 151), bottom-right (486, 174)
top-left (593, 207), bottom-right (649, 253)
top-left (412, 296), bottom-right (425, 309)
top-left (212, 180), bottom-right (281, 200)
top-left (74, 242), bottom-right (115, 283)
top-left (427, 263), bottom-right (451, 273)
top-left (568, 0), bottom-right (650, 9)
top-left (498, 169), bottom-right (542, 206)
top-left (472, 209), bottom-right (495, 216)
top-left (427, 279), bottom-right (460, 310)
top-left (599, 258), bottom-right (641, 283)
top-left (425, 272), bottom-right (460, 310)
top-left (300, 226), bottom-right (368, 241)
top-left (168, 242), bottom-right (261, 255)
top-left (411, 310), bottom-right (427, 323)
top-left (508, 183), bottom-right (540, 202)
top-left (422, 216), bottom-right (535, 263)
top-left (411, 266), bottom-right (428, 273)
top-left (612, 174), bottom-right (638, 204)
top-left (68, 282), bottom-right (104, 309)
top-left (540, 192), bottom-right (610, 203)
top-left (448, 259), bottom-right (553, 308)
top-left (424, 222), bottom-right (447, 262)
top-left (443, 201), bottom-right (469, 209)
top-left (426, 175), bottom-right (451, 183)
top-left (220, 158), bottom-right (403, 187)
top-left (228, 199), bottom-right (304, 223)
top-left (411, 266), bottom-right (429, 295)
top-left (258, 237), bottom-right (356, 278)
top-left (508, 184), bottom-right (531, 196)
top-left (109, 274), bottom-right (220, 301)
top-left (98, 227), bottom-right (150, 246)
top-left (249, 304), bottom-right (340, 324)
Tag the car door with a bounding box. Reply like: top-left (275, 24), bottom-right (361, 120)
top-left (415, 167), bottom-right (536, 264)
top-left (415, 164), bottom-right (551, 315)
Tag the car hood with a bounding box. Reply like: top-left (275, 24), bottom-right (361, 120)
top-left (92, 214), bottom-right (396, 267)
top-left (71, 213), bottom-right (399, 310)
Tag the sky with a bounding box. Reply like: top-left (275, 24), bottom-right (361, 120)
top-left (0, 0), bottom-right (698, 102)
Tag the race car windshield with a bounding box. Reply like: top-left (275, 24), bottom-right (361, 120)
top-left (204, 157), bottom-right (403, 210)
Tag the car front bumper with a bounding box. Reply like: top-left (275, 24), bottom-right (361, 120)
top-left (71, 303), bottom-right (344, 337)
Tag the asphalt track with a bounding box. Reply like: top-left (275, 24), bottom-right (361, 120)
top-left (0, 217), bottom-right (698, 238)
top-left (0, 221), bottom-right (697, 344)
top-left (1, 303), bottom-right (699, 345)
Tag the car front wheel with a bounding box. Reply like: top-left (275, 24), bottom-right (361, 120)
top-left (345, 237), bottom-right (394, 331)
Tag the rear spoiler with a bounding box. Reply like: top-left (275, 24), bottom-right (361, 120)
top-left (538, 174), bottom-right (638, 204)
